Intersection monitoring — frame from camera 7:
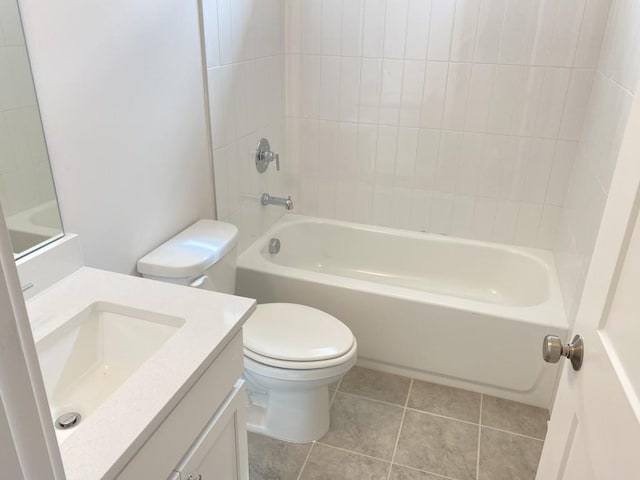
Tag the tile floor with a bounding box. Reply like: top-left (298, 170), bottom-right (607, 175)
top-left (248, 367), bottom-right (550, 480)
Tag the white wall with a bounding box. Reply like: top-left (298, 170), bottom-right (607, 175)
top-left (554, 0), bottom-right (640, 321)
top-left (0, 0), bottom-right (54, 216)
top-left (203, 0), bottom-right (289, 251)
top-left (18, 0), bottom-right (215, 274)
top-left (285, 0), bottom-right (611, 249)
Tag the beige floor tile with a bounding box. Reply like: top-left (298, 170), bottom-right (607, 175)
top-left (395, 410), bottom-right (478, 480)
top-left (320, 392), bottom-right (404, 460)
top-left (299, 444), bottom-right (389, 480)
top-left (248, 432), bottom-right (311, 480)
top-left (248, 383), bottom-right (547, 480)
top-left (478, 427), bottom-right (543, 480)
top-left (339, 366), bottom-right (412, 405)
top-left (408, 380), bottom-right (481, 423)
top-left (482, 396), bottom-right (549, 439)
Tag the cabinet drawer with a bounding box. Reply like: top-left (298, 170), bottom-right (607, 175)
top-left (116, 332), bottom-right (244, 480)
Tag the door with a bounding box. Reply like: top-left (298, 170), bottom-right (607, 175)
top-left (0, 208), bottom-right (65, 479)
top-left (536, 85), bottom-right (640, 478)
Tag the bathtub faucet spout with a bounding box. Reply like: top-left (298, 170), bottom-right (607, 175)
top-left (261, 193), bottom-right (293, 210)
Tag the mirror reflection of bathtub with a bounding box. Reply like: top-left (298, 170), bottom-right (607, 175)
top-left (237, 214), bottom-right (569, 408)
top-left (7, 200), bottom-right (64, 256)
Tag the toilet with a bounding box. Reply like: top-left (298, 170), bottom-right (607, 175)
top-left (137, 219), bottom-right (357, 443)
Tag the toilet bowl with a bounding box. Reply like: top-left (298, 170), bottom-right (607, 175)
top-left (242, 303), bottom-right (357, 442)
top-left (136, 220), bottom-right (357, 443)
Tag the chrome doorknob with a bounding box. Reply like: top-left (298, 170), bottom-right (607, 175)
top-left (543, 335), bottom-right (584, 371)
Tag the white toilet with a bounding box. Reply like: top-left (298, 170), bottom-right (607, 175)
top-left (137, 219), bottom-right (357, 443)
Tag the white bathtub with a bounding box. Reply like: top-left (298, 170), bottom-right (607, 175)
top-left (237, 214), bottom-right (568, 407)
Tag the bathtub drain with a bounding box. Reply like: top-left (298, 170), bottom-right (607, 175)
top-left (55, 412), bottom-right (82, 430)
top-left (269, 238), bottom-right (281, 254)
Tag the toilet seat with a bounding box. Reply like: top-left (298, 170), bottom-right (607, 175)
top-left (243, 303), bottom-right (356, 370)
top-left (244, 340), bottom-right (358, 371)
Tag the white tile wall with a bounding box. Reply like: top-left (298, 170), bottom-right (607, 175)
top-left (203, 0), bottom-right (639, 329)
top-left (285, 0), bottom-right (612, 250)
top-left (554, 0), bottom-right (640, 322)
top-left (0, 0), bottom-right (53, 216)
top-left (204, 0), bottom-right (290, 250)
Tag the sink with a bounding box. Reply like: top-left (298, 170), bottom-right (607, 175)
top-left (36, 301), bottom-right (184, 438)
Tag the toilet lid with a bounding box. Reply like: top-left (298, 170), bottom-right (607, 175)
top-left (243, 303), bottom-right (355, 363)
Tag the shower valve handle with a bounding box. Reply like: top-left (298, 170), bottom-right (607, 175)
top-left (255, 138), bottom-right (280, 173)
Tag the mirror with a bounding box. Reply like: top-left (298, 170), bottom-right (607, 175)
top-left (0, 0), bottom-right (63, 257)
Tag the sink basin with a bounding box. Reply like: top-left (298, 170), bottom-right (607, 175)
top-left (36, 302), bottom-right (184, 438)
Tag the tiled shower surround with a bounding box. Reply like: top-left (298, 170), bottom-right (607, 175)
top-left (203, 0), bottom-right (640, 322)
top-left (285, 0), bottom-right (607, 251)
top-left (202, 0), bottom-right (289, 251)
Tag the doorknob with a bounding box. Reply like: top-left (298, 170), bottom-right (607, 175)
top-left (543, 335), bottom-right (584, 371)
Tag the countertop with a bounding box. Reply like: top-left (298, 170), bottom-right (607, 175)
top-left (27, 267), bottom-right (255, 480)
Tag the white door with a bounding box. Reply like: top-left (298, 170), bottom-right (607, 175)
top-left (536, 87), bottom-right (640, 478)
top-left (0, 210), bottom-right (65, 479)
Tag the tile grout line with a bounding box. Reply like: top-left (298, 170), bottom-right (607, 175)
top-left (315, 441), bottom-right (392, 465)
top-left (392, 462), bottom-right (460, 480)
top-left (296, 442), bottom-right (315, 480)
top-left (480, 424), bottom-right (546, 443)
top-left (329, 388), bottom-right (338, 405)
top-left (386, 378), bottom-right (413, 480)
top-left (333, 389), bottom-right (408, 410)
top-left (476, 394), bottom-right (483, 480)
top-left (403, 407), bottom-right (480, 427)
top-left (329, 376), bottom-right (344, 406)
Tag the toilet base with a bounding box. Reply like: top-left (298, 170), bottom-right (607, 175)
top-left (245, 385), bottom-right (331, 443)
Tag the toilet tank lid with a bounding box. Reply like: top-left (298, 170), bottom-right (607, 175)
top-left (137, 220), bottom-right (238, 279)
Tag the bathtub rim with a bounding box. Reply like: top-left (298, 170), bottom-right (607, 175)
top-left (237, 214), bottom-right (568, 331)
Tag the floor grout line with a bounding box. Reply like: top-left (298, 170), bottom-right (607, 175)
top-left (329, 387), bottom-right (339, 406)
top-left (404, 407), bottom-right (480, 427)
top-left (314, 441), bottom-right (393, 465)
top-left (391, 462), bottom-right (461, 480)
top-left (329, 375), bottom-right (344, 405)
top-left (480, 424), bottom-right (546, 442)
top-left (386, 378), bottom-right (413, 480)
top-left (476, 394), bottom-right (483, 480)
top-left (333, 390), bottom-right (409, 410)
top-left (295, 442), bottom-right (315, 480)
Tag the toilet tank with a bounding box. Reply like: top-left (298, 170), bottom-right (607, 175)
top-left (137, 220), bottom-right (238, 294)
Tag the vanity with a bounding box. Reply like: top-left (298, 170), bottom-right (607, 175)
top-left (27, 266), bottom-right (255, 480)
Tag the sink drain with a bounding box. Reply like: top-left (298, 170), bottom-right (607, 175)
top-left (55, 412), bottom-right (82, 430)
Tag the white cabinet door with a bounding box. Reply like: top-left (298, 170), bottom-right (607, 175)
top-left (536, 81), bottom-right (640, 478)
top-left (174, 381), bottom-right (249, 480)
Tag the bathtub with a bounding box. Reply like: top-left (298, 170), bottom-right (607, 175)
top-left (236, 214), bottom-right (568, 407)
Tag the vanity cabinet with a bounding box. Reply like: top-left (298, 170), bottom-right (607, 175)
top-left (115, 332), bottom-right (248, 480)
top-left (169, 382), bottom-right (247, 480)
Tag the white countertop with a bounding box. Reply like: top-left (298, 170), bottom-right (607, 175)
top-left (26, 267), bottom-right (255, 480)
